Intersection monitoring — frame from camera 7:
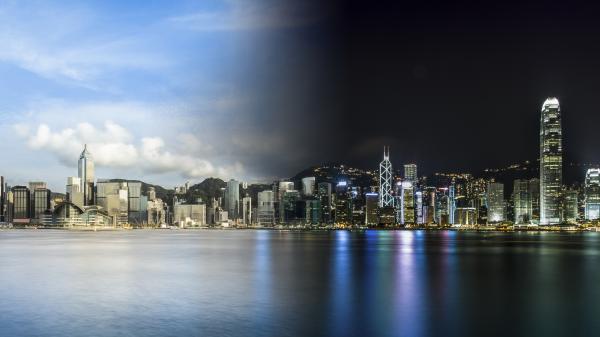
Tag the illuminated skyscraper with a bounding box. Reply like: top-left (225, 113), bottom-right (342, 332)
top-left (78, 144), bottom-right (95, 206)
top-left (379, 146), bottom-right (394, 207)
top-left (404, 164), bottom-right (418, 183)
top-left (540, 97), bottom-right (562, 225)
top-left (365, 193), bottom-right (379, 227)
top-left (487, 182), bottom-right (505, 223)
top-left (301, 177), bottom-right (316, 196)
top-left (401, 181), bottom-right (415, 224)
top-left (513, 179), bottom-right (532, 224)
top-left (585, 168), bottom-right (600, 220)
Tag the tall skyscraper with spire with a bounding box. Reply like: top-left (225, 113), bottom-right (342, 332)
top-left (78, 144), bottom-right (95, 206)
top-left (540, 97), bottom-right (562, 225)
top-left (379, 146), bottom-right (394, 207)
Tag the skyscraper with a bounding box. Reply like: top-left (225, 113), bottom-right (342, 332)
top-left (301, 177), bottom-right (316, 196)
top-left (379, 146), bottom-right (394, 207)
top-left (78, 144), bottom-right (95, 206)
top-left (513, 179), bottom-right (532, 224)
top-left (404, 164), bottom-right (418, 183)
top-left (257, 190), bottom-right (275, 226)
top-left (317, 182), bottom-right (332, 224)
top-left (335, 181), bottom-right (351, 225)
top-left (225, 179), bottom-right (240, 220)
top-left (365, 192), bottom-right (379, 227)
top-left (585, 168), bottom-right (600, 220)
top-left (0, 176), bottom-right (5, 222)
top-left (487, 182), bottom-right (505, 223)
top-left (540, 97), bottom-right (562, 225)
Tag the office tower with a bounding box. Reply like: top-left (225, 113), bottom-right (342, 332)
top-left (66, 177), bottom-right (84, 207)
top-left (513, 179), bottom-right (532, 224)
top-left (365, 192), bottom-right (379, 227)
top-left (301, 177), bottom-right (316, 196)
top-left (281, 190), bottom-right (301, 224)
top-left (127, 182), bottom-right (146, 226)
top-left (448, 185), bottom-right (456, 224)
top-left (585, 169), bottom-right (600, 220)
top-left (424, 187), bottom-right (436, 224)
top-left (540, 97), bottom-right (562, 225)
top-left (242, 196), bottom-right (252, 226)
top-left (257, 190), bottom-right (275, 226)
top-left (305, 199), bottom-right (321, 225)
top-left (456, 207), bottom-right (477, 226)
top-left (96, 180), bottom-right (129, 226)
top-left (225, 179), bottom-right (240, 220)
top-left (317, 182), bottom-right (332, 224)
top-left (529, 178), bottom-right (541, 224)
top-left (0, 176), bottom-right (5, 222)
top-left (415, 191), bottom-right (424, 224)
top-left (563, 188), bottom-right (578, 224)
top-left (78, 144), bottom-right (95, 206)
top-left (11, 186), bottom-right (30, 222)
top-left (278, 181), bottom-right (294, 198)
top-left (173, 204), bottom-right (206, 227)
top-left (379, 146), bottom-right (394, 207)
top-left (487, 182), bottom-right (505, 223)
top-left (32, 186), bottom-right (51, 221)
top-left (400, 181), bottom-right (415, 224)
top-left (335, 181), bottom-right (351, 225)
top-left (404, 164), bottom-right (418, 183)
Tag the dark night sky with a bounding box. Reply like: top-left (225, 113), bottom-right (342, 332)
top-left (251, 1), bottom-right (600, 180)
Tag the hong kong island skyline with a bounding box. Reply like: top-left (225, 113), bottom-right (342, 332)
top-left (2, 94), bottom-right (600, 230)
top-left (2, 1), bottom-right (600, 230)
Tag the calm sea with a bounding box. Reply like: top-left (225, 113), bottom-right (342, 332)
top-left (0, 230), bottom-right (599, 337)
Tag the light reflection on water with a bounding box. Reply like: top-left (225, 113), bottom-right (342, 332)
top-left (1, 230), bottom-right (600, 337)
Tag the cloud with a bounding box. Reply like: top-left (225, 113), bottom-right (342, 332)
top-left (167, 0), bottom-right (320, 31)
top-left (14, 121), bottom-right (244, 180)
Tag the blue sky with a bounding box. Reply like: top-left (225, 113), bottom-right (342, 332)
top-left (0, 0), bottom-right (322, 190)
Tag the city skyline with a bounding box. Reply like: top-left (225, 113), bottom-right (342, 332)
top-left (3, 2), bottom-right (600, 191)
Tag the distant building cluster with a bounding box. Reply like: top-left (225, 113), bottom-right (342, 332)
top-left (0, 97), bottom-right (599, 229)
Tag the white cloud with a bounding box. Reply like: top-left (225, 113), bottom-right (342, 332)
top-left (14, 121), bottom-right (243, 180)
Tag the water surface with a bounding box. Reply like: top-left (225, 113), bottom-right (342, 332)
top-left (0, 230), bottom-right (599, 337)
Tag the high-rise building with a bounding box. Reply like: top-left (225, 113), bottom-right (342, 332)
top-left (257, 190), bottom-right (275, 226)
top-left (96, 180), bottom-right (129, 226)
top-left (78, 144), bottom-right (95, 206)
top-left (404, 164), bottom-right (418, 183)
top-left (365, 192), bottom-right (379, 227)
top-left (242, 196), bottom-right (252, 226)
top-left (513, 179), bottom-right (533, 224)
top-left (281, 190), bottom-right (301, 224)
top-left (540, 97), bottom-right (562, 225)
top-left (301, 177), bottom-right (316, 196)
top-left (585, 168), bottom-right (600, 221)
top-left (305, 199), bottom-right (321, 225)
top-left (66, 177), bottom-right (83, 207)
top-left (127, 182), bottom-right (146, 226)
top-left (225, 179), bottom-right (240, 220)
top-left (173, 204), bottom-right (206, 227)
top-left (448, 185), bottom-right (456, 224)
top-left (379, 146), bottom-right (394, 207)
top-left (335, 181), bottom-right (351, 225)
top-left (400, 181), bottom-right (415, 225)
top-left (487, 182), bottom-right (505, 223)
top-left (32, 186), bottom-right (51, 221)
top-left (529, 178), bottom-right (541, 224)
top-left (11, 186), bottom-right (30, 222)
top-left (317, 182), bottom-right (332, 224)
top-left (562, 188), bottom-right (578, 224)
top-left (0, 176), bottom-right (5, 222)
